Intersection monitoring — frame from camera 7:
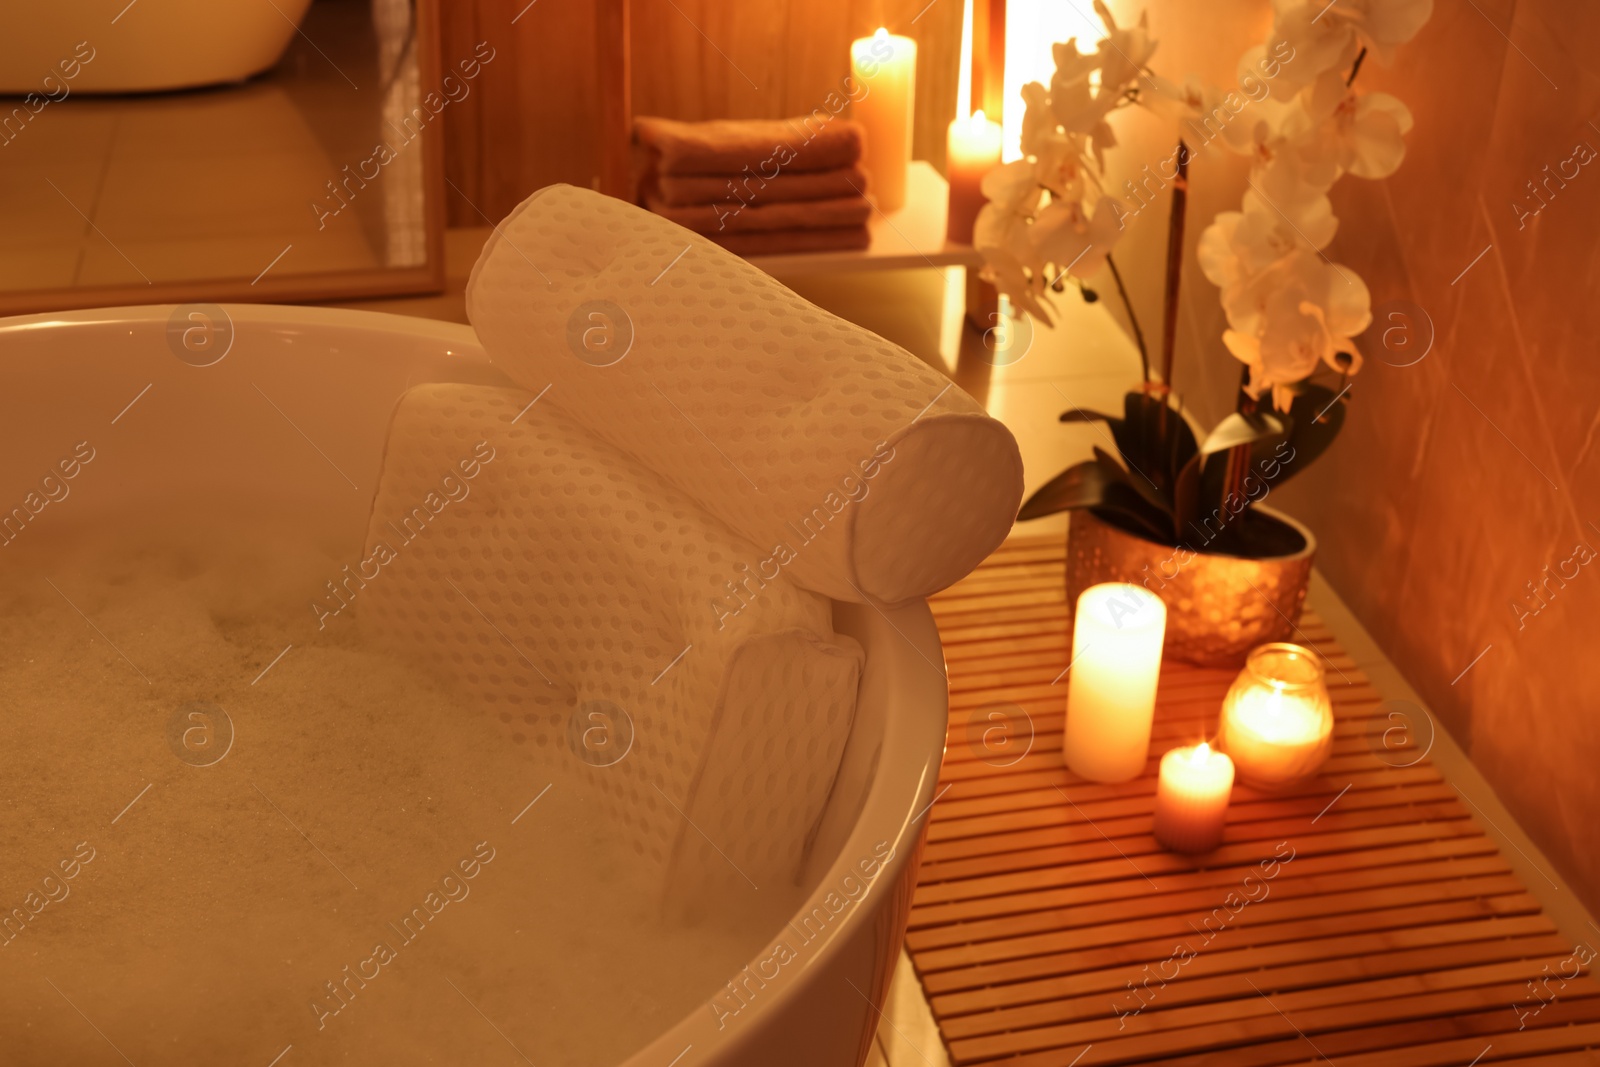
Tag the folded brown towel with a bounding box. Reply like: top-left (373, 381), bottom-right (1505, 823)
top-left (652, 165), bottom-right (870, 207)
top-left (709, 226), bottom-right (872, 257)
top-left (645, 194), bottom-right (873, 236)
top-left (634, 115), bottom-right (865, 176)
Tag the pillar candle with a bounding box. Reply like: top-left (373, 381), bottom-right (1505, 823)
top-left (946, 110), bottom-right (1002, 244)
top-left (850, 28), bottom-right (917, 212)
top-left (1154, 743), bottom-right (1234, 853)
top-left (1062, 582), bottom-right (1167, 782)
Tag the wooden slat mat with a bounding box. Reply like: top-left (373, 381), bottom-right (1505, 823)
top-left (914, 536), bottom-right (1599, 1067)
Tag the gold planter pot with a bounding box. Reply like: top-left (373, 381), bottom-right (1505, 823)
top-left (1065, 506), bottom-right (1316, 669)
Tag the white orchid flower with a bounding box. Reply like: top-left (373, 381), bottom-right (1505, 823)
top-left (1179, 0), bottom-right (1422, 405)
top-left (1018, 81), bottom-right (1056, 158)
top-left (1032, 133), bottom-right (1092, 203)
top-left (1144, 73), bottom-right (1216, 124)
top-left (1051, 73), bottom-right (1117, 135)
top-left (1219, 249), bottom-right (1371, 407)
top-left (1051, 39), bottom-right (1100, 91)
top-left (1145, 72), bottom-right (1250, 154)
top-left (977, 243), bottom-right (1055, 326)
top-left (1291, 69), bottom-right (1414, 182)
top-left (1033, 194), bottom-right (1127, 281)
top-left (1276, 0), bottom-right (1434, 65)
top-left (1231, 115), bottom-right (1341, 247)
top-left (1256, 6), bottom-right (1361, 95)
top-left (980, 159), bottom-right (1041, 217)
top-left (1199, 192), bottom-right (1338, 297)
top-left (1090, 1), bottom-right (1158, 93)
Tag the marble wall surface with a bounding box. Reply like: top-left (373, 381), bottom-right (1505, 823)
top-left (1280, 0), bottom-right (1600, 920)
top-left (1101, 0), bottom-right (1600, 918)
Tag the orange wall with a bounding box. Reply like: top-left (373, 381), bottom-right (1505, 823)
top-left (1102, 0), bottom-right (1600, 919)
top-left (1094, 0), bottom-right (1600, 917)
top-left (1270, 0), bottom-right (1600, 918)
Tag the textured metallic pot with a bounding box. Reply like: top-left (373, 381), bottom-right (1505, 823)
top-left (1065, 505), bottom-right (1316, 669)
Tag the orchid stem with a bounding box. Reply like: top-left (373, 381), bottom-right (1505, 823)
top-left (1105, 254), bottom-right (1150, 383)
top-left (1346, 47), bottom-right (1368, 88)
top-left (1159, 139), bottom-right (1189, 392)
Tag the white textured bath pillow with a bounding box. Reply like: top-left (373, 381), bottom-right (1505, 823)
top-left (465, 183), bottom-right (1023, 606)
top-left (357, 384), bottom-right (861, 883)
top-left (668, 628), bottom-right (863, 905)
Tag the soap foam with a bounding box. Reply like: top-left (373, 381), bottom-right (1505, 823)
top-left (0, 542), bottom-right (804, 1067)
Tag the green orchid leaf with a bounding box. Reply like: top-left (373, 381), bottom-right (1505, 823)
top-left (1199, 410), bottom-right (1287, 457)
top-left (1272, 383), bottom-right (1347, 484)
top-left (1196, 450), bottom-right (1231, 539)
top-left (1104, 391), bottom-right (1197, 494)
top-left (1172, 451), bottom-right (1202, 542)
top-left (1112, 391), bottom-right (1167, 484)
top-left (1017, 460), bottom-right (1114, 521)
top-left (1017, 455), bottom-right (1173, 542)
top-left (1091, 485), bottom-right (1176, 543)
top-left (1166, 402), bottom-right (1200, 484)
top-left (1093, 444), bottom-right (1169, 517)
top-left (1058, 408), bottom-right (1122, 425)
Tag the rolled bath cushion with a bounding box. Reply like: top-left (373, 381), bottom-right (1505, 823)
top-left (357, 383), bottom-right (863, 886)
top-left (466, 184), bottom-right (1023, 606)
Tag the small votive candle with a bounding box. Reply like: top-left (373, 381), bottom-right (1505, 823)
top-left (1063, 583), bottom-right (1167, 783)
top-left (945, 109), bottom-right (1002, 244)
top-left (1219, 642), bottom-right (1334, 789)
top-left (1154, 742), bottom-right (1235, 853)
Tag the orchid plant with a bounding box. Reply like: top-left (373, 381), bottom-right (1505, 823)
top-left (981, 0), bottom-right (1432, 553)
top-left (974, 3), bottom-right (1156, 328)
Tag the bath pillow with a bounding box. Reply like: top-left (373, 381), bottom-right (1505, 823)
top-left (667, 628), bottom-right (863, 908)
top-left (357, 383), bottom-right (862, 888)
top-left (465, 183), bottom-right (1023, 606)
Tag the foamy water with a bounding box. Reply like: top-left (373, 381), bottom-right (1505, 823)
top-left (0, 546), bottom-right (800, 1065)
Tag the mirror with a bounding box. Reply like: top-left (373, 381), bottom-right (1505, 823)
top-left (0, 0), bottom-right (445, 314)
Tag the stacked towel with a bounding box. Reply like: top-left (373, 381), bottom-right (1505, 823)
top-left (634, 115), bottom-right (874, 256)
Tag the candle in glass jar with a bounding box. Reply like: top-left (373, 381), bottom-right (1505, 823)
top-left (1063, 582), bottom-right (1167, 782)
top-left (850, 28), bottom-right (917, 212)
top-left (1219, 643), bottom-right (1334, 788)
top-left (946, 109), bottom-right (1002, 244)
top-left (1154, 742), bottom-right (1234, 853)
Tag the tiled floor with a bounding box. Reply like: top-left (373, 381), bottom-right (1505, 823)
top-left (867, 951), bottom-right (953, 1067)
top-left (0, 0), bottom-right (410, 298)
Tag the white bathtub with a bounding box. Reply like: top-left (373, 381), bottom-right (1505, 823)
top-left (0, 0), bottom-right (314, 94)
top-left (0, 304), bottom-right (948, 1067)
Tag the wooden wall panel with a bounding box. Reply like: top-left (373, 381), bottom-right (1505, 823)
top-left (441, 0), bottom-right (962, 225)
top-left (439, 0), bottom-right (599, 224)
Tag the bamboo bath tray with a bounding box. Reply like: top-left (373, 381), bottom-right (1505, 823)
top-left (913, 536), bottom-right (1599, 1067)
